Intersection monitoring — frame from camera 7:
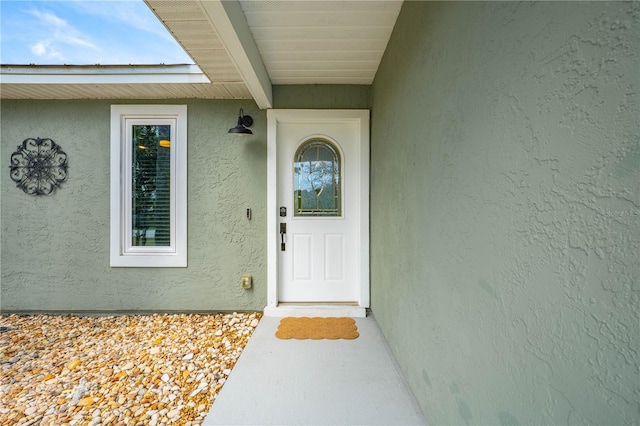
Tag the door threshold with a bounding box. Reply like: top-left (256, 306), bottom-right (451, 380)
top-left (264, 303), bottom-right (367, 318)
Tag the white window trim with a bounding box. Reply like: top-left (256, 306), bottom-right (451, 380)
top-left (110, 105), bottom-right (187, 267)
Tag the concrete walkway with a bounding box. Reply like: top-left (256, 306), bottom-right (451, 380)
top-left (203, 315), bottom-right (427, 425)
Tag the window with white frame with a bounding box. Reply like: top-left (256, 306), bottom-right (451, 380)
top-left (110, 105), bottom-right (187, 267)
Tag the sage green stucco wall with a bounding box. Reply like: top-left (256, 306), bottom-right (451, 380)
top-left (0, 85), bottom-right (370, 312)
top-left (371, 2), bottom-right (639, 425)
top-left (273, 85), bottom-right (370, 109)
top-left (1, 100), bottom-right (267, 312)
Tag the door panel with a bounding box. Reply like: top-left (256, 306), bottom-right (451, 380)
top-left (324, 234), bottom-right (343, 281)
top-left (277, 121), bottom-right (359, 302)
top-left (266, 109), bottom-right (369, 312)
top-left (292, 234), bottom-right (312, 281)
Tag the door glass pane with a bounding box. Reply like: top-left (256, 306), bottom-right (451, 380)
top-left (294, 138), bottom-right (341, 216)
top-left (132, 124), bottom-right (171, 246)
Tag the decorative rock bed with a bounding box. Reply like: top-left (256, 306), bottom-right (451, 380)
top-left (0, 312), bottom-right (261, 426)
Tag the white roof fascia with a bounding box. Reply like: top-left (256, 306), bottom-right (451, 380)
top-left (198, 0), bottom-right (272, 109)
top-left (0, 65), bottom-right (211, 85)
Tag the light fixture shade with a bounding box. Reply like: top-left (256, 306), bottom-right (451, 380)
top-left (229, 108), bottom-right (253, 135)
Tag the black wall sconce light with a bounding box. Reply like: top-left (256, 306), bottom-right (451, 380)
top-left (228, 108), bottom-right (253, 135)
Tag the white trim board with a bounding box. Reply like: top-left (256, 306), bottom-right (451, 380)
top-left (0, 65), bottom-right (208, 85)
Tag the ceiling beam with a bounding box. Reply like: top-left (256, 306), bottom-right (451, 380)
top-left (198, 0), bottom-right (272, 109)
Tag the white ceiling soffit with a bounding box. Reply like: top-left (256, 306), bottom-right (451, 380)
top-left (0, 1), bottom-right (402, 104)
top-left (145, 0), bottom-right (272, 108)
top-left (239, 0), bottom-right (403, 85)
top-left (0, 64), bottom-right (249, 100)
top-left (148, 0), bottom-right (403, 101)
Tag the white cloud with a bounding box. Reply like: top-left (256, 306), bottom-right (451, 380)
top-left (27, 8), bottom-right (97, 61)
top-left (1, 1), bottom-right (191, 65)
top-left (30, 42), bottom-right (47, 57)
top-left (29, 40), bottom-right (64, 61)
top-left (34, 8), bottom-right (66, 28)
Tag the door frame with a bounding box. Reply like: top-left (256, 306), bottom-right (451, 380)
top-left (265, 109), bottom-right (370, 317)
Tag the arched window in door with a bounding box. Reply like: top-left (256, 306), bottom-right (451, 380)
top-left (294, 138), bottom-right (342, 216)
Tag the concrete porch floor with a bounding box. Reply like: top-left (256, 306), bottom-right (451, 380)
top-left (203, 315), bottom-right (427, 425)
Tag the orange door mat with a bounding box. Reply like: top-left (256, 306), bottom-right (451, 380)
top-left (275, 317), bottom-right (360, 340)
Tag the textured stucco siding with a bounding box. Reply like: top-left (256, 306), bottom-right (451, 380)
top-left (371, 2), bottom-right (639, 425)
top-left (272, 85), bottom-right (370, 109)
top-left (1, 100), bottom-right (267, 312)
top-left (0, 86), bottom-right (371, 313)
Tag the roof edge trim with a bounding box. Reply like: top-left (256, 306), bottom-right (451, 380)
top-left (0, 65), bottom-right (211, 85)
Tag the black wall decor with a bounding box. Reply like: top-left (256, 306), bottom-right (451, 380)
top-left (9, 138), bottom-right (68, 195)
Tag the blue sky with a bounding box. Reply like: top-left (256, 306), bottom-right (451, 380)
top-left (0, 0), bottom-right (193, 65)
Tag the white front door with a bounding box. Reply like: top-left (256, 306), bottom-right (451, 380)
top-left (266, 110), bottom-right (369, 313)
